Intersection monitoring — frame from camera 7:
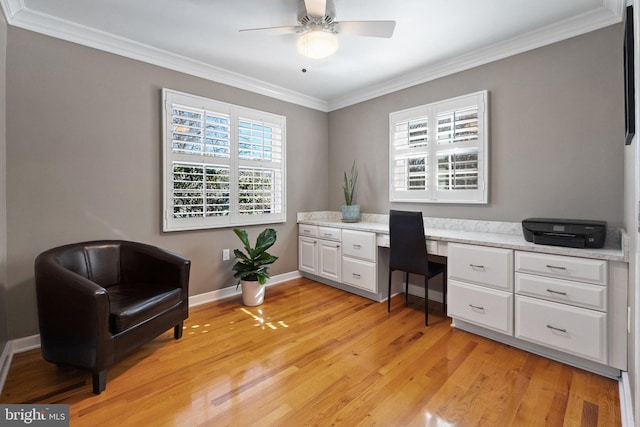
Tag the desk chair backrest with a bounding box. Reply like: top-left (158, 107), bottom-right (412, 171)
top-left (389, 210), bottom-right (429, 274)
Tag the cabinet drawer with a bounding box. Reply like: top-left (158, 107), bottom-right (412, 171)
top-left (342, 229), bottom-right (376, 262)
top-left (515, 252), bottom-right (607, 286)
top-left (448, 243), bottom-right (513, 291)
top-left (447, 280), bottom-right (513, 335)
top-left (342, 257), bottom-right (376, 292)
top-left (298, 224), bottom-right (318, 238)
top-left (318, 226), bottom-right (341, 241)
top-left (515, 273), bottom-right (607, 312)
top-left (515, 295), bottom-right (607, 363)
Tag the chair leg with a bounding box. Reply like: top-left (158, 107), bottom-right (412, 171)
top-left (174, 322), bottom-right (183, 339)
top-left (92, 370), bottom-right (107, 394)
top-left (388, 268), bottom-right (393, 312)
top-left (443, 265), bottom-right (448, 314)
top-left (424, 276), bottom-right (429, 326)
top-left (404, 272), bottom-right (409, 303)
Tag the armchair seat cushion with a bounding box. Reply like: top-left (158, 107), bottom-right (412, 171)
top-left (108, 284), bottom-right (183, 333)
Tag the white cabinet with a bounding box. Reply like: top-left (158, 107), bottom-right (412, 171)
top-left (447, 243), bottom-right (513, 291)
top-left (448, 280), bottom-right (513, 335)
top-left (298, 236), bottom-right (318, 275)
top-left (342, 229), bottom-right (377, 292)
top-left (298, 225), bottom-right (342, 282)
top-left (514, 251), bottom-right (608, 364)
top-left (318, 239), bottom-right (341, 281)
top-left (447, 243), bottom-right (514, 335)
top-left (515, 295), bottom-right (607, 363)
top-left (342, 229), bottom-right (377, 261)
top-left (299, 225), bottom-right (378, 295)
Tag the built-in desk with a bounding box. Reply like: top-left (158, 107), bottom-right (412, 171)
top-left (297, 211), bottom-right (628, 378)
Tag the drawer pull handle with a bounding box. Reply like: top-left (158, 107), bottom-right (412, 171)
top-left (353, 244), bottom-right (362, 249)
top-left (469, 304), bottom-right (485, 311)
top-left (546, 325), bottom-right (567, 333)
top-left (352, 273), bottom-right (361, 279)
top-left (546, 265), bottom-right (567, 271)
top-left (324, 233), bottom-right (332, 237)
top-left (546, 289), bottom-right (567, 296)
top-left (469, 264), bottom-right (485, 270)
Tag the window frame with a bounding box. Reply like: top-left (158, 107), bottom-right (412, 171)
top-left (162, 89), bottom-right (286, 232)
top-left (389, 90), bottom-right (489, 204)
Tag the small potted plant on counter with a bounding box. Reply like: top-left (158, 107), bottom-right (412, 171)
top-left (342, 160), bottom-right (360, 222)
top-left (232, 228), bottom-right (278, 306)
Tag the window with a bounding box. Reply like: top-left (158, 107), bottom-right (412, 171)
top-left (163, 89), bottom-right (286, 231)
top-left (389, 90), bottom-right (488, 203)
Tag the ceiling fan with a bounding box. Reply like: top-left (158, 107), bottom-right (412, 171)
top-left (239, 0), bottom-right (396, 59)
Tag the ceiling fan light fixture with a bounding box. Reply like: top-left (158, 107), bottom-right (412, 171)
top-left (297, 30), bottom-right (339, 59)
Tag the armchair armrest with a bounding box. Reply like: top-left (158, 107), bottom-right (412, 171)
top-left (120, 241), bottom-right (190, 294)
top-left (34, 253), bottom-right (112, 367)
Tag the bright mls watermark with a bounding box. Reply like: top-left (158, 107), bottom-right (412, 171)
top-left (0, 405), bottom-right (69, 426)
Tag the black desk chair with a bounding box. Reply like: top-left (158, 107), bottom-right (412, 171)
top-left (387, 210), bottom-right (446, 326)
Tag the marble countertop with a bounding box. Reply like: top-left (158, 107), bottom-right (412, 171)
top-left (297, 211), bottom-right (627, 262)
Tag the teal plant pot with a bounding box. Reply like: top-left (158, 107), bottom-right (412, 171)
top-left (341, 205), bottom-right (361, 222)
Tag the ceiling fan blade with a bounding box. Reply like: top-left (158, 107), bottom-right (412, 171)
top-left (334, 21), bottom-right (396, 38)
top-left (304, 0), bottom-right (327, 18)
top-left (239, 26), bottom-right (301, 35)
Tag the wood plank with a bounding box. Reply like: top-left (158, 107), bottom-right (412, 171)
top-left (0, 278), bottom-right (621, 426)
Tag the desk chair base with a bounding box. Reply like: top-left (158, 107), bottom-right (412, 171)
top-left (387, 268), bottom-right (446, 327)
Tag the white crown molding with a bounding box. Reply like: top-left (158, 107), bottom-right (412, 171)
top-left (328, 0), bottom-right (625, 111)
top-left (0, 0), bottom-right (625, 112)
top-left (0, 0), bottom-right (23, 21)
top-left (0, 1), bottom-right (329, 112)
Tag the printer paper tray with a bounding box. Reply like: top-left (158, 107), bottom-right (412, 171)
top-left (532, 234), bottom-right (585, 248)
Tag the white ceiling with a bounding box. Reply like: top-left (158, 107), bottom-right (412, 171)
top-left (0, 0), bottom-right (625, 111)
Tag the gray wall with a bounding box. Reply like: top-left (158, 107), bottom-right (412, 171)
top-left (5, 27), bottom-right (329, 339)
top-left (328, 24), bottom-right (625, 226)
top-left (3, 22), bottom-right (626, 343)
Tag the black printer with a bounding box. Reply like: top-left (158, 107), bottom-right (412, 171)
top-left (522, 218), bottom-right (607, 249)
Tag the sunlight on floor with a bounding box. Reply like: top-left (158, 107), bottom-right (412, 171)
top-left (184, 323), bottom-right (211, 335)
top-left (240, 307), bottom-right (289, 330)
top-left (425, 412), bottom-right (457, 427)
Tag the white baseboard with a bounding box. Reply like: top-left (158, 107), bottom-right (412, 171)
top-left (189, 270), bottom-right (301, 307)
top-left (620, 371), bottom-right (635, 427)
top-left (0, 341), bottom-right (13, 396)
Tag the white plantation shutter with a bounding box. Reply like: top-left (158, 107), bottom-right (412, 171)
top-left (163, 89), bottom-right (286, 231)
top-left (389, 90), bottom-right (488, 203)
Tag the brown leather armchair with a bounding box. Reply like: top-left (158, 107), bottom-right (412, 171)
top-left (34, 240), bottom-right (190, 394)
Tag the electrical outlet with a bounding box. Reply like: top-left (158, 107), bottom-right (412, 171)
top-left (223, 249), bottom-right (230, 261)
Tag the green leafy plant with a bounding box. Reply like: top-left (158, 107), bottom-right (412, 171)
top-left (342, 160), bottom-right (358, 205)
top-left (232, 228), bottom-right (278, 285)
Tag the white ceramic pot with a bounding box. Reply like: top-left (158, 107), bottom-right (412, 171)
top-left (241, 280), bottom-right (265, 306)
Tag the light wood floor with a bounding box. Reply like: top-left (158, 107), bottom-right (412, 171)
top-left (1, 278), bottom-right (621, 426)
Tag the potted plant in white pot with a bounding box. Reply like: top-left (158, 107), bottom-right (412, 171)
top-left (342, 160), bottom-right (360, 222)
top-left (232, 228), bottom-right (278, 306)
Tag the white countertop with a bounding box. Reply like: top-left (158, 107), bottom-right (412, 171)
top-left (297, 212), bottom-right (627, 262)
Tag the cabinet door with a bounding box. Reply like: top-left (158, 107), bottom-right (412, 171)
top-left (298, 236), bottom-right (318, 275)
top-left (319, 240), bottom-right (342, 282)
